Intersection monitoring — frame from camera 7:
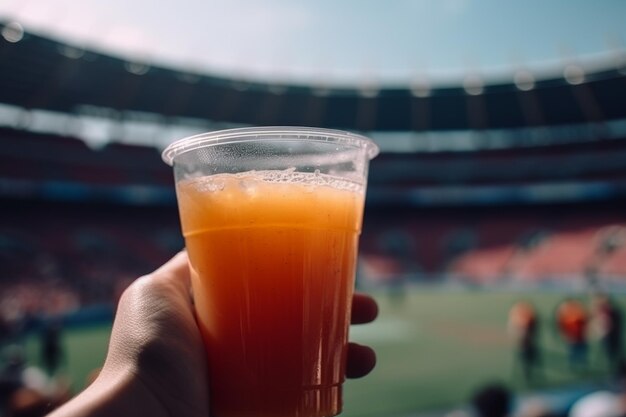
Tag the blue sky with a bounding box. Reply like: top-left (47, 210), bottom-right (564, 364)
top-left (1, 0), bottom-right (625, 86)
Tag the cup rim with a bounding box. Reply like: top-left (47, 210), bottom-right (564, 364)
top-left (161, 126), bottom-right (379, 166)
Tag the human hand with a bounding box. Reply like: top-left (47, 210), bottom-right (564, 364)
top-left (50, 251), bottom-right (377, 417)
top-left (347, 293), bottom-right (378, 378)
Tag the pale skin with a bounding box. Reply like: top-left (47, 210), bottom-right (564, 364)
top-left (49, 251), bottom-right (378, 417)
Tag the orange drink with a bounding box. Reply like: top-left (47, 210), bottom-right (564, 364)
top-left (178, 171), bottom-right (364, 417)
top-left (162, 127), bottom-right (378, 417)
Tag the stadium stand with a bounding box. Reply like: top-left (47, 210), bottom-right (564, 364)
top-left (0, 199), bottom-right (182, 320)
top-left (0, 23), bottom-right (625, 309)
top-left (360, 205), bottom-right (626, 286)
top-left (370, 138), bottom-right (626, 186)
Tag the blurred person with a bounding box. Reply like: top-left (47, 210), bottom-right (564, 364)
top-left (0, 345), bottom-right (25, 412)
top-left (0, 345), bottom-right (70, 417)
top-left (471, 382), bottom-right (512, 417)
top-left (569, 361), bottom-right (626, 417)
top-left (40, 318), bottom-right (64, 377)
top-left (0, 294), bottom-right (29, 347)
top-left (592, 294), bottom-right (623, 374)
top-left (508, 300), bottom-right (542, 384)
top-left (569, 392), bottom-right (622, 417)
top-left (555, 298), bottom-right (589, 372)
top-left (48, 251), bottom-right (378, 417)
top-left (0, 311), bottom-right (10, 347)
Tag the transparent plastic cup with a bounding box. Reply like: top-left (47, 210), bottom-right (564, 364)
top-left (162, 127), bottom-right (379, 417)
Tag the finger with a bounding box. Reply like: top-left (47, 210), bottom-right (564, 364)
top-left (351, 293), bottom-right (378, 324)
top-left (149, 250), bottom-right (192, 295)
top-left (346, 343), bottom-right (376, 378)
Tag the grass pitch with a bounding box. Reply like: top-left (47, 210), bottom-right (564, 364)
top-left (25, 289), bottom-right (624, 417)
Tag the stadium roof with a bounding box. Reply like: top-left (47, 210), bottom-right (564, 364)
top-left (2, 0), bottom-right (626, 87)
top-left (0, 20), bottom-right (626, 132)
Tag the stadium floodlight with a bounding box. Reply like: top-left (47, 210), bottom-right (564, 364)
top-left (563, 64), bottom-right (585, 85)
top-left (410, 76), bottom-right (431, 98)
top-left (463, 74), bottom-right (484, 95)
top-left (124, 61), bottom-right (151, 75)
top-left (57, 44), bottom-right (85, 60)
top-left (1, 21), bottom-right (24, 43)
top-left (410, 86), bottom-right (430, 98)
top-left (514, 70), bottom-right (535, 91)
top-left (359, 82), bottom-right (379, 98)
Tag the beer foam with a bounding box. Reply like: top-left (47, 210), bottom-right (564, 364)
top-left (184, 169), bottom-right (364, 194)
top-left (241, 169), bottom-right (363, 192)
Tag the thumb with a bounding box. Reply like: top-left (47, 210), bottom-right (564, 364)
top-left (149, 250), bottom-right (192, 297)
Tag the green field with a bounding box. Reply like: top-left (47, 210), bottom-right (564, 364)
top-left (24, 289), bottom-right (624, 417)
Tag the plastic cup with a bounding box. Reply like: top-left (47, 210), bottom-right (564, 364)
top-left (162, 126), bottom-right (378, 417)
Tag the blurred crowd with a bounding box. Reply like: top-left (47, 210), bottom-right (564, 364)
top-left (508, 293), bottom-right (623, 385)
top-left (465, 369), bottom-right (626, 417)
top-left (360, 220), bottom-right (626, 287)
top-left (490, 293), bottom-right (625, 417)
top-left (0, 201), bottom-right (183, 324)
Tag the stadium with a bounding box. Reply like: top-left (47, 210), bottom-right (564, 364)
top-left (1, 2), bottom-right (625, 417)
